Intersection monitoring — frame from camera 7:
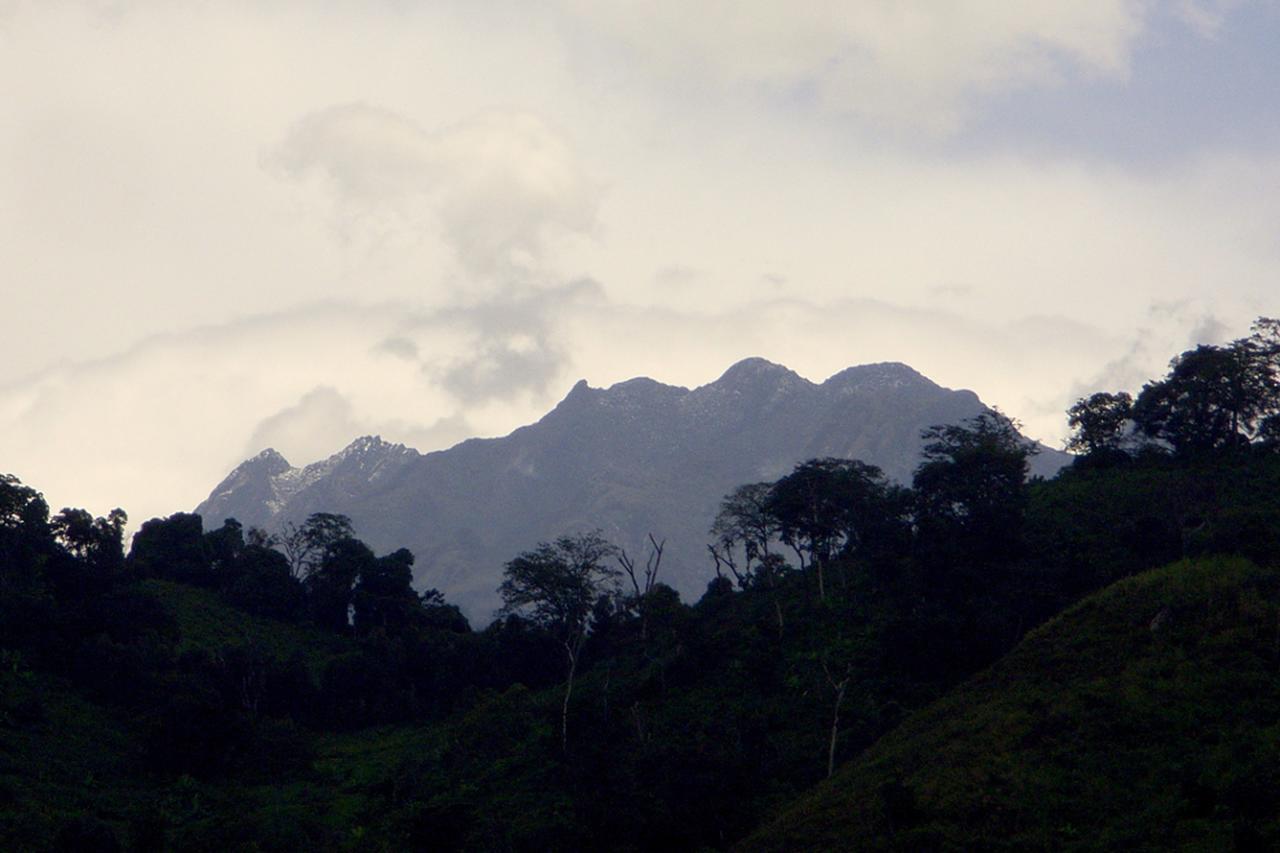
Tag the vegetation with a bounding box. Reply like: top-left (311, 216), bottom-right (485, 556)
top-left (742, 557), bottom-right (1280, 851)
top-left (2, 323), bottom-right (1280, 849)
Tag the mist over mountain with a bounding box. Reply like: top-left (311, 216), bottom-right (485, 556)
top-left (197, 358), bottom-right (1069, 619)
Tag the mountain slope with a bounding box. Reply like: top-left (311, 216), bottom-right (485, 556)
top-left (740, 556), bottom-right (1280, 851)
top-left (198, 359), bottom-right (1069, 619)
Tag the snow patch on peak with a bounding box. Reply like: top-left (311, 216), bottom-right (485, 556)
top-left (336, 434), bottom-right (413, 460)
top-left (241, 447), bottom-right (293, 476)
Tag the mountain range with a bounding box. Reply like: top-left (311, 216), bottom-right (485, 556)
top-left (196, 358), bottom-right (1070, 620)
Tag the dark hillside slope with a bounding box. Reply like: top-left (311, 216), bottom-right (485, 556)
top-left (742, 557), bottom-right (1280, 851)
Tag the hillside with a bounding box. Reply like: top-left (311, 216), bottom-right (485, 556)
top-left (198, 358), bottom-right (1069, 619)
top-left (742, 556), bottom-right (1280, 851)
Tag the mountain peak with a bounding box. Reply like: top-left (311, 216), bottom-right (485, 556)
top-left (243, 448), bottom-right (293, 475)
top-left (547, 378), bottom-right (598, 416)
top-left (601, 376), bottom-right (687, 407)
top-left (199, 354), bottom-right (1071, 620)
top-left (336, 435), bottom-right (403, 459)
top-left (714, 357), bottom-right (805, 389)
top-left (822, 362), bottom-right (934, 392)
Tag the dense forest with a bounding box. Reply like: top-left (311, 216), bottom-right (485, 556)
top-left (4, 319), bottom-right (1280, 850)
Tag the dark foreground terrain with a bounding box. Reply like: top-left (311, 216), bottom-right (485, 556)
top-left (5, 324), bottom-right (1280, 850)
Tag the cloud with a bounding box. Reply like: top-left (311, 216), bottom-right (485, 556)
top-left (244, 386), bottom-right (368, 463)
top-left (427, 280), bottom-right (605, 404)
top-left (1068, 301), bottom-right (1242, 405)
top-left (266, 104), bottom-right (599, 279)
top-left (394, 414), bottom-right (475, 453)
top-left (555, 0), bottom-right (1148, 133)
top-left (373, 336), bottom-right (420, 361)
top-left (1174, 0), bottom-right (1244, 38)
top-left (1, 0), bottom-right (1275, 551)
top-left (0, 287), bottom-right (1260, 536)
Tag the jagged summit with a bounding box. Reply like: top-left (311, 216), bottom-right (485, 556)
top-left (239, 447), bottom-right (293, 476)
top-left (197, 356), bottom-right (1071, 620)
top-left (334, 434), bottom-right (414, 460)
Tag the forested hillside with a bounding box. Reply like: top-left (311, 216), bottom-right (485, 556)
top-left (2, 320), bottom-right (1279, 850)
top-left (742, 556), bottom-right (1280, 851)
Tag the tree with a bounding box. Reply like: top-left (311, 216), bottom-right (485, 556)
top-left (708, 483), bottom-right (778, 587)
top-left (766, 458), bottom-right (896, 600)
top-left (225, 545), bottom-right (303, 621)
top-left (1132, 323), bottom-right (1280, 455)
top-left (128, 513), bottom-right (211, 585)
top-left (0, 474), bottom-right (49, 537)
top-left (51, 506), bottom-right (127, 575)
top-left (498, 531), bottom-right (620, 750)
top-left (352, 547), bottom-right (419, 636)
top-left (1066, 391), bottom-right (1134, 457)
top-left (913, 410), bottom-right (1035, 567)
top-left (280, 512), bottom-right (355, 579)
top-left (418, 588), bottom-right (471, 633)
top-left (617, 533), bottom-right (665, 641)
top-left (306, 537), bottom-right (374, 634)
top-left (204, 518), bottom-right (245, 575)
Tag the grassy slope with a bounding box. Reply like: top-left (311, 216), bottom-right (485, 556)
top-left (0, 582), bottom-right (368, 851)
top-left (741, 557), bottom-right (1280, 851)
top-left (0, 668), bottom-right (151, 848)
top-left (140, 579), bottom-right (349, 675)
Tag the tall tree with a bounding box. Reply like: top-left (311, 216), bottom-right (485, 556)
top-left (306, 537), bottom-right (374, 634)
top-left (352, 547), bottom-right (419, 636)
top-left (1132, 322), bottom-right (1280, 455)
top-left (766, 458), bottom-right (896, 600)
top-left (280, 512), bottom-right (355, 579)
top-left (51, 506), bottom-right (127, 575)
top-left (498, 531), bottom-right (620, 750)
top-left (708, 482), bottom-right (778, 587)
top-left (1066, 391), bottom-right (1134, 457)
top-left (913, 410), bottom-right (1035, 568)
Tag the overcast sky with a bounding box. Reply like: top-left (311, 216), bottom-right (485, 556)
top-left (3, 0), bottom-right (1279, 524)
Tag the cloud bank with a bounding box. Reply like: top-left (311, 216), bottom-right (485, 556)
top-left (2, 0), bottom-right (1277, 535)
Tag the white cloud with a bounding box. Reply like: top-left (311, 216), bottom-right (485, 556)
top-left (0, 0), bottom-right (1274, 538)
top-left (267, 104), bottom-right (599, 281)
top-left (1174, 0), bottom-right (1245, 38)
top-left (245, 386), bottom-right (369, 465)
top-left (2, 290), bottom-right (1244, 529)
top-left (555, 0), bottom-right (1146, 133)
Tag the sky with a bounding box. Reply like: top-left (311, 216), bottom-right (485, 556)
top-left (3, 0), bottom-right (1279, 525)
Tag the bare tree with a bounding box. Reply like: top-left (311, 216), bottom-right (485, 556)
top-left (618, 533), bottom-right (665, 642)
top-left (822, 660), bottom-right (852, 779)
top-left (617, 533), bottom-right (665, 600)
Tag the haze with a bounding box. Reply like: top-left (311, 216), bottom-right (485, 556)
top-left (3, 0), bottom-right (1278, 524)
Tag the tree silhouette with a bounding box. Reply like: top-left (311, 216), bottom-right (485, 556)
top-left (498, 531), bottom-right (620, 750)
top-left (280, 512), bottom-right (355, 579)
top-left (767, 458), bottom-right (896, 599)
top-left (1066, 391), bottom-right (1134, 457)
top-left (913, 410), bottom-right (1035, 568)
